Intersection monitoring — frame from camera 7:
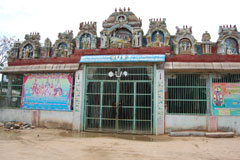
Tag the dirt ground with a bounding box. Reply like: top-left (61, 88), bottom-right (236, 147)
top-left (0, 127), bottom-right (239, 160)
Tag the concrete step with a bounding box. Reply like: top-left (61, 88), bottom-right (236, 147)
top-left (169, 131), bottom-right (205, 137)
top-left (169, 131), bottom-right (235, 138)
top-left (205, 132), bottom-right (235, 138)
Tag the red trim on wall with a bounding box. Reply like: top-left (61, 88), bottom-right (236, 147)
top-left (166, 54), bottom-right (240, 62)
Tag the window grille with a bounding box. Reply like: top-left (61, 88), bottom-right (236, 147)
top-left (166, 74), bottom-right (210, 114)
top-left (212, 74), bottom-right (240, 83)
top-left (0, 74), bottom-right (23, 108)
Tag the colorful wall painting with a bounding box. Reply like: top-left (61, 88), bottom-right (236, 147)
top-left (21, 73), bottom-right (73, 111)
top-left (212, 83), bottom-right (240, 116)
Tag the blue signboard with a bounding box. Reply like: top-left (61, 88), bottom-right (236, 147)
top-left (80, 54), bottom-right (165, 63)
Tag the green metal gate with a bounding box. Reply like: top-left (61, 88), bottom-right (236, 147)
top-left (84, 66), bottom-right (153, 134)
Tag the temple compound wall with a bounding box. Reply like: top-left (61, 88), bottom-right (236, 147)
top-left (1, 8), bottom-right (240, 135)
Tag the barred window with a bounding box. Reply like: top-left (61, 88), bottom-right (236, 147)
top-left (166, 74), bottom-right (209, 114)
top-left (0, 74), bottom-right (23, 108)
top-left (212, 74), bottom-right (240, 83)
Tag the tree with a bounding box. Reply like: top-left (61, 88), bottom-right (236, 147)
top-left (0, 36), bottom-right (16, 69)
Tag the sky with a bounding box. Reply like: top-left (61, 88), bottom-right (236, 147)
top-left (1, 0), bottom-right (240, 44)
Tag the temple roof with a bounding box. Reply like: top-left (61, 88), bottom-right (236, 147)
top-left (103, 7), bottom-right (142, 28)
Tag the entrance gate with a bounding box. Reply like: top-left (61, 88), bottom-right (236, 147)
top-left (84, 66), bottom-right (153, 134)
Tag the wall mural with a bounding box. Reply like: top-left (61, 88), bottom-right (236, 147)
top-left (212, 83), bottom-right (240, 116)
top-left (21, 73), bottom-right (73, 111)
top-left (225, 38), bottom-right (238, 55)
top-left (179, 38), bottom-right (192, 54)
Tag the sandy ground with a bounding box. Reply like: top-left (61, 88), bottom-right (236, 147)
top-left (0, 127), bottom-right (240, 160)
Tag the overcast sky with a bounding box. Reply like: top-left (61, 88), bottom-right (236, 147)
top-left (1, 0), bottom-right (240, 44)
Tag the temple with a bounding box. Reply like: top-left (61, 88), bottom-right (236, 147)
top-left (1, 8), bottom-right (240, 135)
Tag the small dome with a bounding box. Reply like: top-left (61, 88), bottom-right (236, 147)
top-left (104, 8), bottom-right (141, 25)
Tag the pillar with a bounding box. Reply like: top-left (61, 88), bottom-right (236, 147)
top-left (153, 66), bottom-right (165, 135)
top-left (7, 74), bottom-right (12, 107)
top-left (72, 69), bottom-right (84, 131)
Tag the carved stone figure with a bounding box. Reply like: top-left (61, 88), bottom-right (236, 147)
top-left (146, 18), bottom-right (170, 48)
top-left (173, 26), bottom-right (196, 54)
top-left (19, 32), bottom-right (41, 58)
top-left (76, 22), bottom-right (97, 49)
top-left (101, 8), bottom-right (142, 48)
top-left (86, 36), bottom-right (91, 49)
top-left (217, 25), bottom-right (240, 54)
top-left (101, 33), bottom-right (108, 48)
top-left (81, 35), bottom-right (87, 49)
top-left (153, 32), bottom-right (163, 47)
top-left (53, 30), bottom-right (74, 57)
top-left (179, 39), bottom-right (192, 54)
top-left (7, 41), bottom-right (21, 61)
top-left (146, 36), bottom-right (152, 47)
top-left (42, 38), bottom-right (52, 57)
top-left (133, 32), bottom-right (141, 47)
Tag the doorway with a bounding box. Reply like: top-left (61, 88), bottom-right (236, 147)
top-left (84, 66), bottom-right (153, 134)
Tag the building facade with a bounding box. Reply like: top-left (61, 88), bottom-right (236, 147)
top-left (1, 8), bottom-right (240, 135)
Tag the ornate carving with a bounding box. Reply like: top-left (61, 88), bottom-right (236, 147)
top-left (100, 31), bottom-right (109, 48)
top-left (101, 8), bottom-right (143, 48)
top-left (173, 26), bottom-right (196, 55)
top-left (19, 32), bottom-right (41, 59)
top-left (202, 31), bottom-right (211, 42)
top-left (53, 30), bottom-right (74, 57)
top-left (76, 22), bottom-right (97, 49)
top-left (41, 38), bottom-right (52, 57)
top-left (176, 25), bottom-right (192, 35)
top-left (110, 28), bottom-right (132, 48)
top-left (146, 18), bottom-right (170, 47)
top-left (7, 40), bottom-right (21, 61)
top-left (132, 30), bottom-right (142, 48)
top-left (201, 31), bottom-right (212, 54)
top-left (25, 32), bottom-right (40, 41)
top-left (217, 25), bottom-right (240, 54)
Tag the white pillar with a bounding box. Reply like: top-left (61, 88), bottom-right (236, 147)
top-left (72, 70), bottom-right (83, 131)
top-left (154, 69), bottom-right (165, 135)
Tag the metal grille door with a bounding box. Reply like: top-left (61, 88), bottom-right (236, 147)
top-left (85, 66), bottom-right (153, 134)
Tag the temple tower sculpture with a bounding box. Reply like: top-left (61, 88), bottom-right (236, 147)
top-left (76, 22), bottom-right (97, 49)
top-left (7, 40), bottom-right (21, 62)
top-left (41, 38), bottom-right (52, 58)
top-left (100, 7), bottom-right (143, 48)
top-left (201, 31), bottom-right (212, 54)
top-left (217, 25), bottom-right (240, 55)
top-left (173, 26), bottom-right (196, 55)
top-left (146, 18), bottom-right (170, 47)
top-left (19, 32), bottom-right (41, 59)
top-left (52, 30), bottom-right (74, 57)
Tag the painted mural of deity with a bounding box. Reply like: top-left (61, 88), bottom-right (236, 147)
top-left (30, 80), bottom-right (63, 97)
top-left (225, 38), bottom-right (238, 55)
top-left (80, 33), bottom-right (91, 49)
top-left (213, 85), bottom-right (224, 106)
top-left (179, 38), bottom-right (192, 54)
top-left (22, 44), bottom-right (34, 58)
top-left (110, 28), bottom-right (132, 48)
top-left (152, 31), bottom-right (164, 47)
